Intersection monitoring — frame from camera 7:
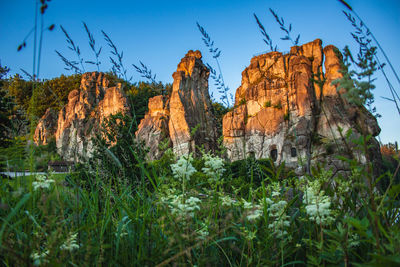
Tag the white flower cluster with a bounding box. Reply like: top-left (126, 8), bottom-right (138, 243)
top-left (162, 193), bottom-right (202, 219)
top-left (60, 232), bottom-right (80, 252)
top-left (202, 153), bottom-right (225, 181)
top-left (303, 182), bottom-right (333, 226)
top-left (171, 154), bottom-right (196, 182)
top-left (265, 186), bottom-right (291, 239)
top-left (242, 199), bottom-right (263, 221)
top-left (32, 175), bottom-right (55, 191)
top-left (220, 194), bottom-right (237, 207)
top-left (30, 249), bottom-right (49, 266)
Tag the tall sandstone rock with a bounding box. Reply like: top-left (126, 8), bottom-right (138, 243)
top-left (34, 72), bottom-right (129, 161)
top-left (136, 50), bottom-right (218, 158)
top-left (223, 39), bottom-right (381, 174)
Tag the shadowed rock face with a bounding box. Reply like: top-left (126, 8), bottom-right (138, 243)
top-left (34, 72), bottom-right (129, 161)
top-left (34, 108), bottom-right (58, 145)
top-left (136, 95), bottom-right (170, 161)
top-left (136, 50), bottom-right (218, 158)
top-left (223, 39), bottom-right (381, 174)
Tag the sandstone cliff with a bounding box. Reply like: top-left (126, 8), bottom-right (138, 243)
top-left (34, 72), bottom-right (129, 161)
top-left (34, 108), bottom-right (58, 145)
top-left (223, 39), bottom-right (381, 174)
top-left (136, 50), bottom-right (218, 158)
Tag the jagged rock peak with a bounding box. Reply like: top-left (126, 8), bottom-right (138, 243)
top-left (176, 50), bottom-right (203, 76)
top-left (136, 50), bottom-right (218, 158)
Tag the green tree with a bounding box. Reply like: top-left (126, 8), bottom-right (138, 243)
top-left (0, 64), bottom-right (15, 147)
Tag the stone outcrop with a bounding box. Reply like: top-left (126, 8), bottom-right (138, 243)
top-left (34, 72), bottom-right (129, 161)
top-left (35, 41), bottom-right (381, 174)
top-left (34, 108), bottom-right (58, 145)
top-left (136, 95), bottom-right (170, 160)
top-left (223, 39), bottom-right (381, 174)
top-left (136, 50), bottom-right (218, 158)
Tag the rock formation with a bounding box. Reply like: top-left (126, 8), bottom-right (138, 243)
top-left (136, 95), bottom-right (170, 160)
top-left (34, 108), bottom-right (58, 145)
top-left (34, 72), bottom-right (129, 161)
top-left (136, 50), bottom-right (218, 158)
top-left (223, 39), bottom-right (381, 174)
top-left (35, 41), bottom-right (381, 174)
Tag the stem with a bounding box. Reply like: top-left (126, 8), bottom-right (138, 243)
top-left (215, 59), bottom-right (230, 107)
top-left (352, 11), bottom-right (400, 88)
top-left (33, 0), bottom-right (38, 80)
top-left (36, 11), bottom-right (44, 79)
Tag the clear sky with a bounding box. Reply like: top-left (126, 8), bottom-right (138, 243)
top-left (1, 0), bottom-right (399, 144)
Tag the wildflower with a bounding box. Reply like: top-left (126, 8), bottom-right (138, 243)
top-left (30, 249), bottom-right (49, 266)
top-left (220, 194), bottom-right (236, 207)
top-left (243, 228), bottom-right (257, 241)
top-left (242, 199), bottom-right (263, 221)
top-left (303, 183), bottom-right (334, 225)
top-left (32, 175), bottom-right (55, 191)
top-left (266, 198), bottom-right (290, 239)
top-left (165, 194), bottom-right (202, 219)
top-left (264, 184), bottom-right (291, 239)
top-left (196, 223), bottom-right (209, 240)
top-left (60, 232), bottom-right (79, 251)
top-left (171, 154), bottom-right (196, 182)
top-left (202, 153), bottom-right (225, 181)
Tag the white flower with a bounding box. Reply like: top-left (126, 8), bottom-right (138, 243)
top-left (264, 185), bottom-right (291, 239)
top-left (242, 199), bottom-right (263, 221)
top-left (220, 194), bottom-right (236, 207)
top-left (32, 175), bottom-right (55, 191)
top-left (202, 153), bottom-right (225, 181)
top-left (30, 249), bottom-right (49, 266)
top-left (171, 154), bottom-right (196, 182)
top-left (60, 232), bottom-right (79, 251)
top-left (165, 194), bottom-right (202, 219)
top-left (303, 184), bottom-right (333, 225)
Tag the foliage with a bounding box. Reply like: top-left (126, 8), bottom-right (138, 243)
top-left (0, 65), bottom-right (15, 148)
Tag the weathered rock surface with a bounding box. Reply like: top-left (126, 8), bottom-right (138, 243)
top-left (223, 39), bottom-right (381, 174)
top-left (136, 50), bottom-right (218, 158)
top-left (34, 108), bottom-right (58, 145)
top-left (34, 72), bottom-right (129, 161)
top-left (136, 95), bottom-right (170, 160)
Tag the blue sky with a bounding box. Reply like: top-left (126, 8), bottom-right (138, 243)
top-left (1, 0), bottom-right (399, 144)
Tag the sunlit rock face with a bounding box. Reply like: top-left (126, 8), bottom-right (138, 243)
top-left (33, 72), bottom-right (129, 161)
top-left (136, 50), bottom-right (218, 158)
top-left (34, 108), bottom-right (58, 145)
top-left (223, 39), bottom-right (381, 174)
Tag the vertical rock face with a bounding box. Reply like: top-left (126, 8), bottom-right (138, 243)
top-left (223, 39), bottom-right (381, 173)
top-left (136, 50), bottom-right (218, 158)
top-left (136, 95), bottom-right (170, 160)
top-left (34, 108), bottom-right (58, 145)
top-left (34, 72), bottom-right (129, 161)
top-left (169, 50), bottom-right (217, 155)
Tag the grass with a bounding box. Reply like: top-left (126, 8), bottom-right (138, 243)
top-left (0, 149), bottom-right (399, 266)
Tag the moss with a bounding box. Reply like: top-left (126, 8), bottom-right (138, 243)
top-left (264, 100), bottom-right (272, 108)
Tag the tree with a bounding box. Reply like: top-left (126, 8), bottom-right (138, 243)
top-left (0, 64), bottom-right (15, 147)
